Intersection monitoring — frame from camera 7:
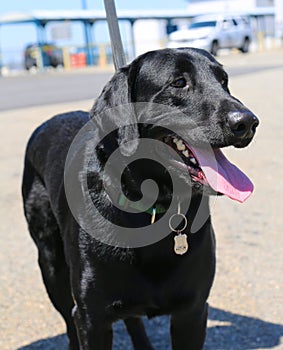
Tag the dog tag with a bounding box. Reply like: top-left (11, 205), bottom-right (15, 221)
top-left (174, 234), bottom-right (188, 255)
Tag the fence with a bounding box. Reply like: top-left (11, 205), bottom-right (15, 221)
top-left (0, 36), bottom-right (282, 74)
top-left (0, 43), bottom-right (116, 72)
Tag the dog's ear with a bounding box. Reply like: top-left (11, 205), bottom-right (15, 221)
top-left (90, 63), bottom-right (140, 157)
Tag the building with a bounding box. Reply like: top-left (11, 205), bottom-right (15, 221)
top-left (186, 0), bottom-right (275, 14)
top-left (275, 0), bottom-right (283, 36)
top-left (133, 0), bottom-right (279, 56)
top-left (186, 0), bottom-right (283, 37)
top-left (0, 3), bottom-right (281, 71)
top-left (188, 0), bottom-right (276, 13)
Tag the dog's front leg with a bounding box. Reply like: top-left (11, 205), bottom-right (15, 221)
top-left (72, 302), bottom-right (113, 350)
top-left (170, 302), bottom-right (208, 350)
top-left (124, 317), bottom-right (154, 350)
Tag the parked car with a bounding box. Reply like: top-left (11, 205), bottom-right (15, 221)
top-left (167, 15), bottom-right (252, 55)
top-left (24, 43), bottom-right (64, 70)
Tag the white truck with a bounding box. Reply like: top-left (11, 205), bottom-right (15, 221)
top-left (167, 14), bottom-right (253, 56)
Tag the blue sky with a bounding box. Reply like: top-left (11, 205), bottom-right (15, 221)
top-left (0, 0), bottom-right (188, 66)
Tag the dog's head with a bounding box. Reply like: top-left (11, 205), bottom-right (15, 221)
top-left (90, 48), bottom-right (259, 203)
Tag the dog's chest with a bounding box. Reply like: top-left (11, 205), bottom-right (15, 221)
top-left (109, 258), bottom-right (194, 314)
top-left (109, 267), bottom-right (199, 319)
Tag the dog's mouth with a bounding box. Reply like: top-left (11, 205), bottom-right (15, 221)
top-left (161, 135), bottom-right (254, 203)
top-left (163, 136), bottom-right (208, 185)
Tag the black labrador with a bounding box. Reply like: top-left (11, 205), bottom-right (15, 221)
top-left (22, 48), bottom-right (259, 349)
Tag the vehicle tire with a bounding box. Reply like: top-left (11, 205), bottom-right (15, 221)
top-left (25, 64), bottom-right (36, 71)
top-left (50, 58), bottom-right (59, 68)
top-left (240, 37), bottom-right (250, 53)
top-left (211, 41), bottom-right (219, 56)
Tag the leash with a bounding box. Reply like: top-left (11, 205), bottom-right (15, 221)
top-left (103, 1), bottom-right (188, 255)
top-left (103, 0), bottom-right (126, 70)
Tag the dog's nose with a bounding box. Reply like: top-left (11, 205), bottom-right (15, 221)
top-left (227, 111), bottom-right (259, 138)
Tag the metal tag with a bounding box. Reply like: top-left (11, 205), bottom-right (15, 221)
top-left (174, 234), bottom-right (188, 255)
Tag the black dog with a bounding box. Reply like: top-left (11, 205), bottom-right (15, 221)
top-left (22, 48), bottom-right (258, 349)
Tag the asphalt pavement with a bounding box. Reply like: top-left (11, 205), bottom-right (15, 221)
top-left (0, 69), bottom-right (112, 111)
top-left (0, 49), bottom-right (282, 350)
top-left (0, 50), bottom-right (282, 112)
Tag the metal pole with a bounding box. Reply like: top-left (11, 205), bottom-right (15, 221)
top-left (81, 0), bottom-right (93, 65)
top-left (0, 25), bottom-right (3, 75)
top-left (85, 22), bottom-right (94, 65)
top-left (36, 22), bottom-right (45, 71)
top-left (104, 0), bottom-right (126, 70)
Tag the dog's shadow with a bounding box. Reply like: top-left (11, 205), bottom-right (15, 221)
top-left (18, 307), bottom-right (283, 350)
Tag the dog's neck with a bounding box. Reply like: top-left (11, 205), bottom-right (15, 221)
top-left (94, 138), bottom-right (211, 231)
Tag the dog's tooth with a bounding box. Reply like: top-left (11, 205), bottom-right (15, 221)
top-left (176, 140), bottom-right (186, 151)
top-left (182, 150), bottom-right (189, 158)
top-left (190, 157), bottom-right (197, 165)
top-left (173, 138), bottom-right (178, 144)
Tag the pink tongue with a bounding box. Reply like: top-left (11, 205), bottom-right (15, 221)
top-left (190, 146), bottom-right (254, 203)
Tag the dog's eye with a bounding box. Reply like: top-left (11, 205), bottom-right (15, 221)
top-left (221, 77), bottom-right (230, 93)
top-left (221, 76), bottom-right (228, 87)
top-left (171, 77), bottom-right (187, 88)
